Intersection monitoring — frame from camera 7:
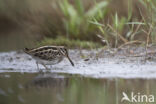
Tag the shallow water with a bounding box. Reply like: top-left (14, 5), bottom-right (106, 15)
top-left (1, 49), bottom-right (156, 104)
top-left (0, 72), bottom-right (156, 104)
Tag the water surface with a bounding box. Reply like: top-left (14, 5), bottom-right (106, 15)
top-left (0, 72), bottom-right (156, 104)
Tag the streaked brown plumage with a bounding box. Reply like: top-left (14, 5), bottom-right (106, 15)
top-left (23, 46), bottom-right (74, 70)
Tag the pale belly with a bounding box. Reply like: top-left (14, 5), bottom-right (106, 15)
top-left (32, 56), bottom-right (64, 65)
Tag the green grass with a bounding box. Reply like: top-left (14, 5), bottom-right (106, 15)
top-left (37, 36), bottom-right (102, 49)
top-left (1, 0), bottom-right (156, 49)
top-left (59, 0), bottom-right (108, 39)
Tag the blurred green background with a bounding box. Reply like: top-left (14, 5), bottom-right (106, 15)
top-left (0, 0), bottom-right (156, 51)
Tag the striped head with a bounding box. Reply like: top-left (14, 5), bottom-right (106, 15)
top-left (58, 47), bottom-right (74, 66)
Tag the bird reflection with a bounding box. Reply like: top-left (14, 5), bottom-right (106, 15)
top-left (25, 73), bottom-right (69, 89)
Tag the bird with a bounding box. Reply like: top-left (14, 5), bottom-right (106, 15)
top-left (23, 46), bottom-right (74, 71)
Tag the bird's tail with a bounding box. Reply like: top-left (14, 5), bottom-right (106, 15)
top-left (23, 48), bottom-right (30, 54)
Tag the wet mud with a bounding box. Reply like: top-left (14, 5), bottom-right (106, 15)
top-left (1, 46), bottom-right (156, 78)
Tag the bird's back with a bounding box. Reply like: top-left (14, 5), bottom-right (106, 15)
top-left (24, 46), bottom-right (64, 62)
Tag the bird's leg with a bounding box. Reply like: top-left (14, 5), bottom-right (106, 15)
top-left (36, 61), bottom-right (42, 73)
top-left (42, 63), bottom-right (49, 70)
top-left (36, 61), bottom-right (39, 70)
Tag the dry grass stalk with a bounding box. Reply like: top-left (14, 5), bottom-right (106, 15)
top-left (144, 25), bottom-right (153, 59)
top-left (107, 24), bottom-right (128, 43)
top-left (118, 40), bottom-right (143, 50)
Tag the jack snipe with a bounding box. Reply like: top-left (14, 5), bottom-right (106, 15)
top-left (24, 46), bottom-right (74, 71)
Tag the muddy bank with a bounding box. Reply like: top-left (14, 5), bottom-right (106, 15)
top-left (0, 46), bottom-right (156, 79)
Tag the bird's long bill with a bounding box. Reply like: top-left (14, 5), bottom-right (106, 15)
top-left (66, 56), bottom-right (74, 66)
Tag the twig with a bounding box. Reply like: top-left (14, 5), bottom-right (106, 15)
top-left (145, 25), bottom-right (152, 59)
top-left (130, 20), bottom-right (143, 39)
top-left (118, 40), bottom-right (143, 50)
top-left (107, 24), bottom-right (128, 43)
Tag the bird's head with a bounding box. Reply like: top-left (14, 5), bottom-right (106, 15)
top-left (59, 46), bottom-right (74, 66)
